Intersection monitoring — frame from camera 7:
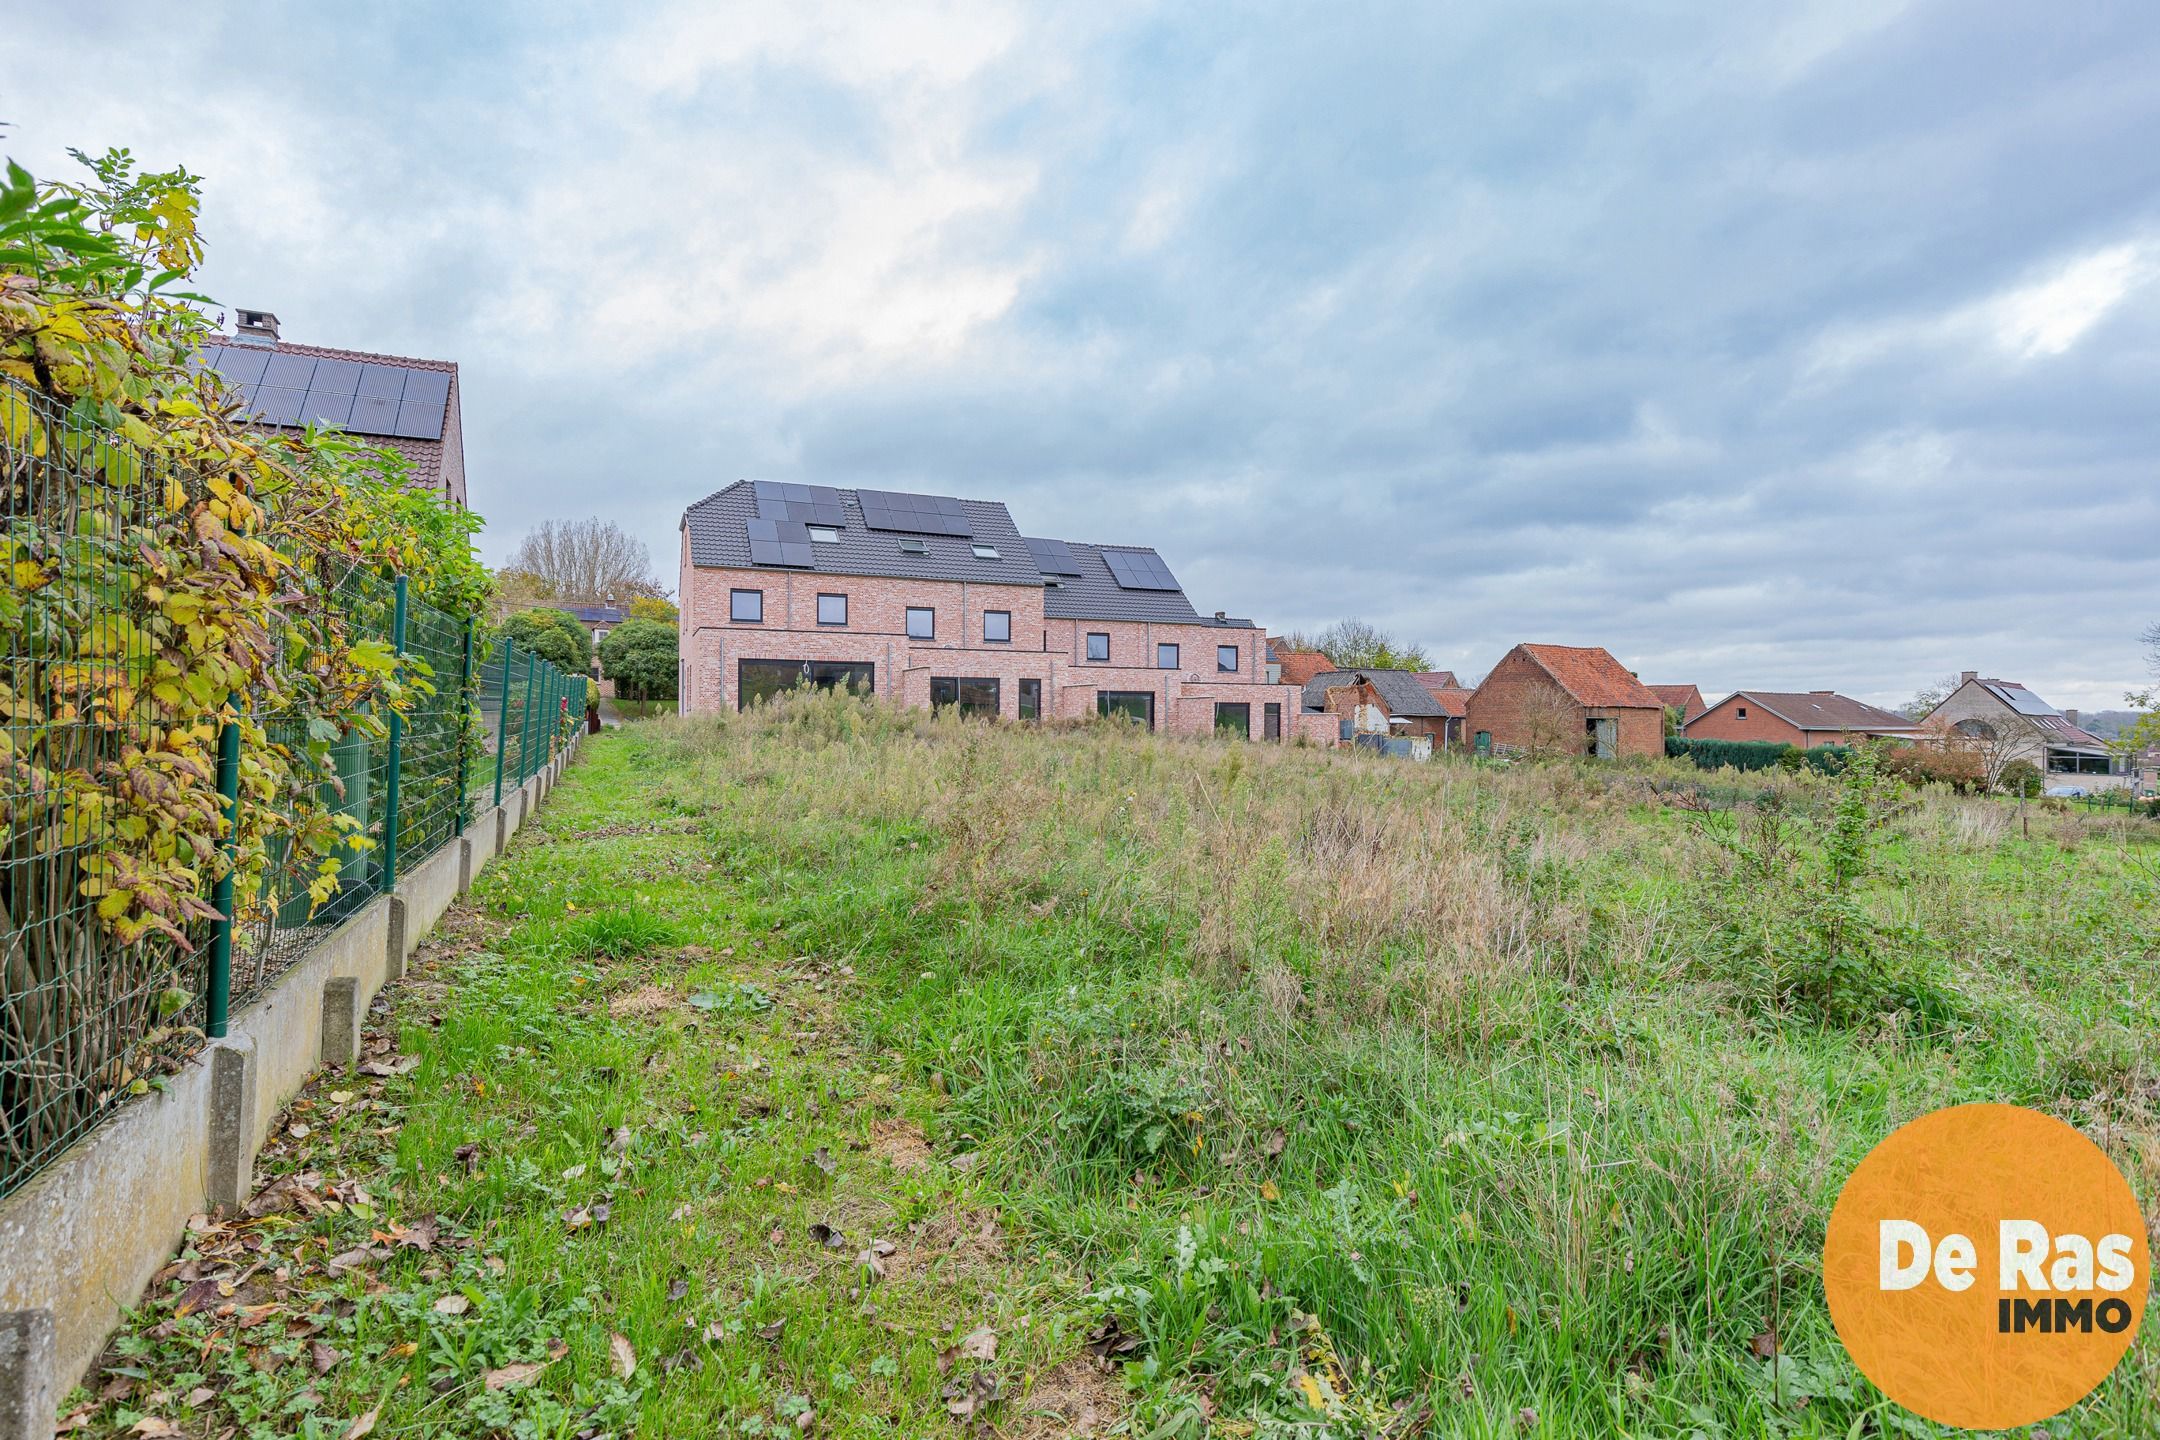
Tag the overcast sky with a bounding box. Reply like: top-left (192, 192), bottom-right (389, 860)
top-left (11, 2), bottom-right (2159, 708)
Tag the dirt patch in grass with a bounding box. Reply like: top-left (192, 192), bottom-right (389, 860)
top-left (607, 982), bottom-right (677, 1018)
top-left (887, 1207), bottom-right (1005, 1284)
top-left (869, 1116), bottom-right (932, 1171)
top-left (1012, 1356), bottom-right (1124, 1437)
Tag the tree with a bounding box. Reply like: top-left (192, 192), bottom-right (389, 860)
top-left (490, 566), bottom-right (558, 621)
top-left (1899, 673), bottom-right (1962, 722)
top-left (1518, 685), bottom-right (1584, 759)
top-left (627, 595), bottom-right (678, 624)
top-left (508, 518), bottom-right (661, 604)
top-left (1311, 618), bottom-right (1432, 672)
top-left (500, 607), bottom-right (592, 674)
top-left (598, 618), bottom-right (679, 701)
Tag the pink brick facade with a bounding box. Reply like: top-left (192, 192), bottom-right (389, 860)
top-left (681, 536), bottom-right (1316, 739)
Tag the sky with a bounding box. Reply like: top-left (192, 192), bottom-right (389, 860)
top-left (10, 2), bottom-right (2159, 709)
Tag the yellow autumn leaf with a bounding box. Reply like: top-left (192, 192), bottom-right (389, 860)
top-left (1295, 1372), bottom-right (1327, 1410)
top-left (1260, 1180), bottom-right (1280, 1201)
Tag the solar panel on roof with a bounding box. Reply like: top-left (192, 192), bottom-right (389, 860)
top-left (1024, 537), bottom-right (1080, 575)
top-left (302, 391), bottom-right (356, 427)
top-left (856, 487), bottom-right (974, 537)
top-left (1102, 549), bottom-right (1180, 591)
top-left (400, 369), bottom-right (450, 408)
top-left (746, 517), bottom-right (815, 568)
top-left (356, 363), bottom-right (407, 398)
top-left (1990, 684), bottom-right (2057, 717)
top-left (309, 358), bottom-right (364, 395)
top-left (751, 480), bottom-right (845, 526)
top-left (394, 399), bottom-right (445, 440)
top-left (262, 352), bottom-right (318, 389)
top-left (210, 346), bottom-right (270, 385)
top-left (251, 386), bottom-right (308, 426)
top-left (349, 394), bottom-right (399, 432)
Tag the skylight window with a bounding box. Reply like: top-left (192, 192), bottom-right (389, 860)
top-left (897, 537), bottom-right (928, 554)
top-left (808, 525), bottom-right (839, 543)
top-left (971, 543), bottom-right (999, 559)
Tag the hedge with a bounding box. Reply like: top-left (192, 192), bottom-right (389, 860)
top-left (1667, 736), bottom-right (1853, 775)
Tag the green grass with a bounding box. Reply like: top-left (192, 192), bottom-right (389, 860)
top-left (67, 701), bottom-right (2160, 1438)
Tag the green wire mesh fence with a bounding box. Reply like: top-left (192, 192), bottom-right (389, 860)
top-left (0, 374), bottom-right (585, 1203)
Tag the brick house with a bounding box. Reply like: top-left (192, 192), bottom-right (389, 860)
top-left (1920, 672), bottom-right (2129, 790)
top-left (1465, 643), bottom-right (1665, 758)
top-left (1272, 646), bottom-right (1339, 687)
top-left (678, 481), bottom-right (1324, 739)
top-left (1685, 690), bottom-right (1917, 749)
top-left (1648, 684), bottom-right (1707, 727)
top-left (198, 309), bottom-right (467, 507)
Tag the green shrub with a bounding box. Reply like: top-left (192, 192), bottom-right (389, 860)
top-left (597, 617), bottom-right (678, 701)
top-left (500, 607), bottom-right (592, 673)
top-left (1999, 759), bottom-right (2042, 797)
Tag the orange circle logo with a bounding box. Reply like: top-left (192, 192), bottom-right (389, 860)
top-left (1824, 1104), bottom-right (2149, 1428)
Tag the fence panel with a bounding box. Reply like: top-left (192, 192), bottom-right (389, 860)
top-left (0, 375), bottom-right (511, 1202)
top-left (1, 386), bottom-right (205, 1199)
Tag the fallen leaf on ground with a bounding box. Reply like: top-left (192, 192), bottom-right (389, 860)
top-left (483, 1361), bottom-right (548, 1391)
top-left (312, 1342), bottom-right (343, 1374)
top-left (433, 1294), bottom-right (471, 1315)
top-left (1749, 1326), bottom-right (1779, 1360)
top-left (344, 1407), bottom-right (379, 1439)
top-left (611, 1332), bottom-right (638, 1379)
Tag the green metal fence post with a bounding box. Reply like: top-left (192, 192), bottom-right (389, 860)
top-left (492, 637), bottom-right (515, 805)
top-left (519, 647), bottom-right (539, 784)
top-left (380, 574), bottom-right (410, 892)
top-left (207, 718), bottom-right (241, 1040)
top-left (453, 617), bottom-right (474, 836)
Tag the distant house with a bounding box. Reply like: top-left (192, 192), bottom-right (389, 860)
top-left (198, 309), bottom-right (467, 508)
top-left (1686, 691), bottom-right (1918, 749)
top-left (1465, 644), bottom-right (1666, 758)
top-left (563, 604), bottom-right (629, 648)
top-left (1417, 670), bottom-right (1462, 691)
top-left (1648, 684), bottom-right (1707, 726)
top-left (1274, 647), bottom-right (1340, 687)
top-left (1922, 673), bottom-right (2128, 790)
top-left (1303, 669), bottom-right (1463, 746)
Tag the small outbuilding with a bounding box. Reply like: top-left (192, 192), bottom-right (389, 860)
top-left (1465, 643), bottom-right (1666, 758)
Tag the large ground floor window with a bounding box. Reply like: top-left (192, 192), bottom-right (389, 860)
top-left (1214, 701), bottom-right (1251, 738)
top-left (931, 676), bottom-right (1000, 718)
top-left (738, 658), bottom-right (874, 710)
top-left (1097, 690), bottom-right (1156, 730)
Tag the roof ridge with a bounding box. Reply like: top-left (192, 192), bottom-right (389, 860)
top-left (213, 336), bottom-right (458, 371)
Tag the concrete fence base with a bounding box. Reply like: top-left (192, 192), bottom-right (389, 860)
top-left (0, 736), bottom-right (582, 1423)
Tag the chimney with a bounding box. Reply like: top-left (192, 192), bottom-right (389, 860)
top-left (233, 308), bottom-right (281, 344)
top-left (2063, 708), bottom-right (2079, 726)
top-left (1214, 611), bottom-right (1226, 622)
top-left (1959, 670), bottom-right (1977, 684)
top-left (1812, 689), bottom-right (1833, 694)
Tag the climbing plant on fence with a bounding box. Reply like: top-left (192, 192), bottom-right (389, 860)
top-left (0, 146), bottom-right (539, 1198)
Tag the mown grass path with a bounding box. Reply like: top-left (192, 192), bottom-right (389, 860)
top-left (65, 733), bottom-right (1114, 1439)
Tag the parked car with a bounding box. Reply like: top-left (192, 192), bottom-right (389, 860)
top-left (2044, 785), bottom-right (2088, 798)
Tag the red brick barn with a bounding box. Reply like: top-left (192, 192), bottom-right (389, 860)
top-left (1648, 683), bottom-right (1707, 727)
top-left (1465, 644), bottom-right (1666, 758)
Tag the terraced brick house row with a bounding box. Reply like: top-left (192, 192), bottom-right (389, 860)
top-left (678, 482), bottom-right (1329, 740)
